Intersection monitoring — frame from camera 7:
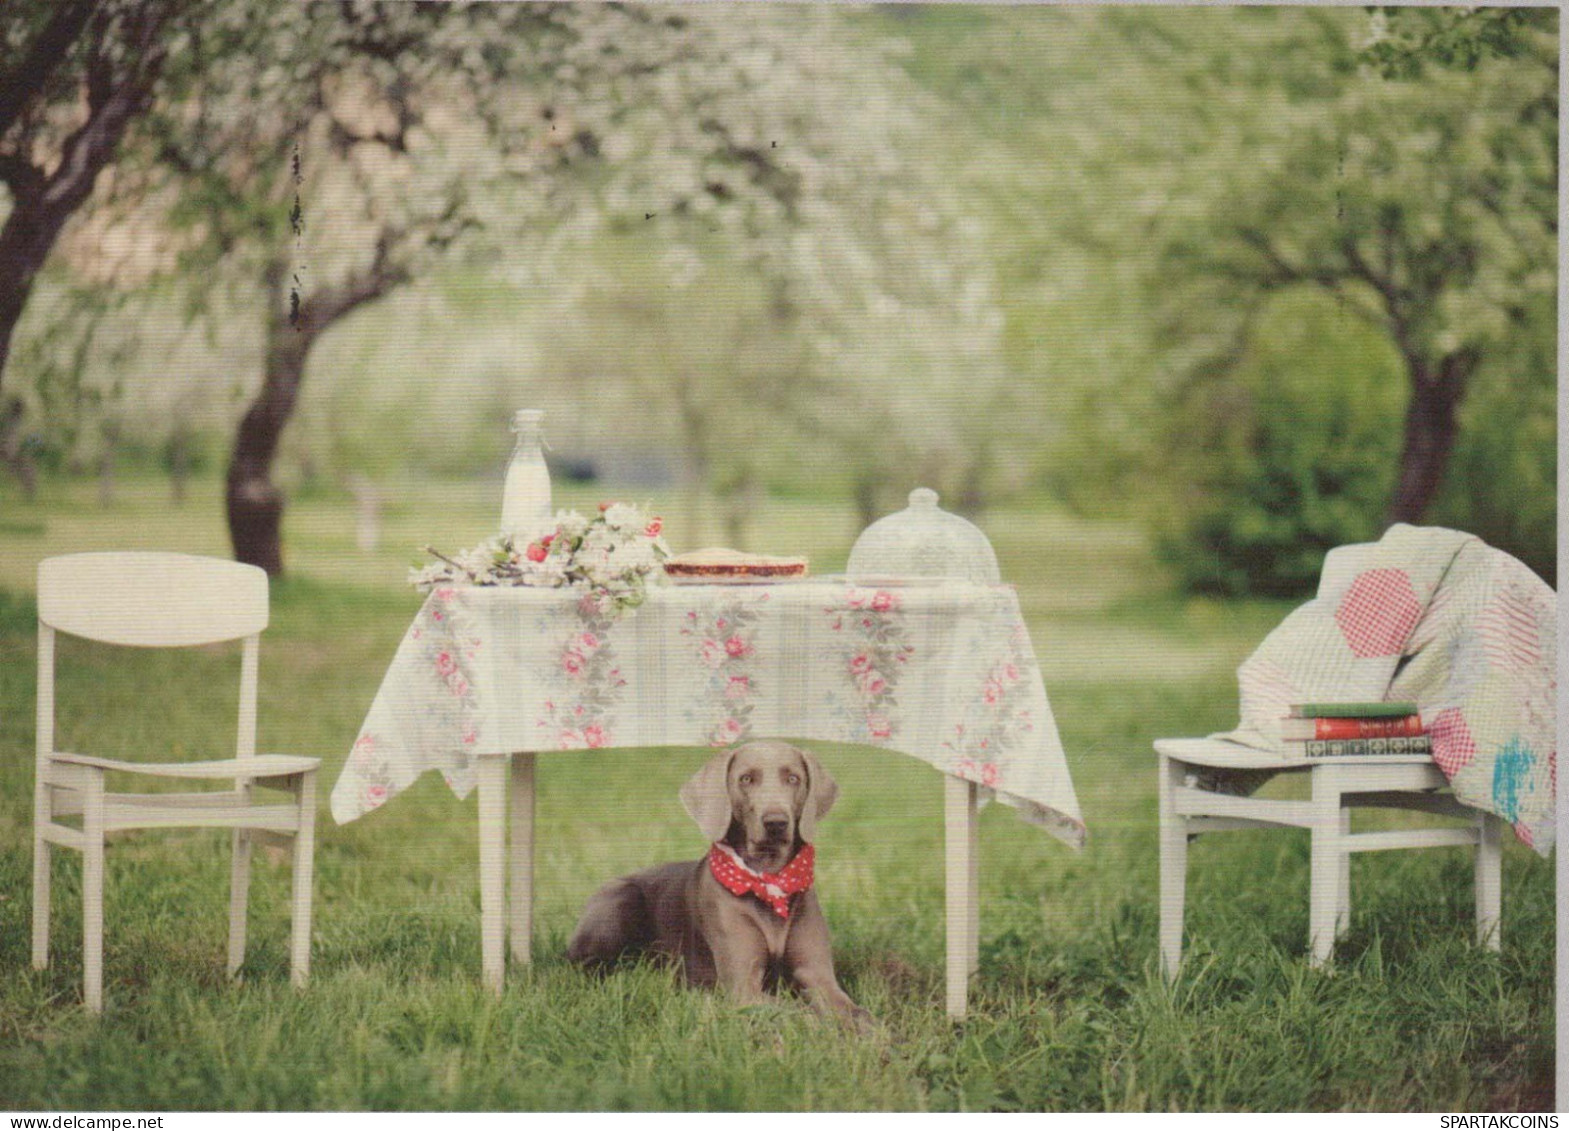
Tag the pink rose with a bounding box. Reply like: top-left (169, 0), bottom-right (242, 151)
top-left (365, 783), bottom-right (388, 808)
top-left (981, 762), bottom-right (1000, 787)
top-left (434, 587), bottom-right (456, 603)
top-left (583, 724), bottom-right (607, 749)
top-left (558, 729), bottom-right (580, 749)
top-left (725, 675), bottom-right (751, 700)
top-left (849, 653), bottom-right (872, 675)
top-left (712, 718), bottom-right (744, 746)
top-left (461, 725), bottom-right (478, 746)
top-left (435, 651), bottom-right (457, 678)
top-left (700, 639), bottom-right (725, 667)
top-left (867, 712), bottom-right (892, 740)
top-left (526, 541), bottom-right (548, 563)
top-left (983, 679), bottom-right (1002, 705)
top-left (646, 517), bottom-right (663, 537)
top-left (580, 631), bottom-right (601, 652)
top-left (858, 670), bottom-right (887, 697)
top-left (872, 590), bottom-right (898, 612)
top-left (562, 650), bottom-right (586, 676)
top-left (1002, 662), bottom-right (1020, 684)
top-left (724, 635), bottom-right (749, 659)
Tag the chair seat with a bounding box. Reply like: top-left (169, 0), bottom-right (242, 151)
top-left (1155, 736), bottom-right (1435, 771)
top-left (48, 752), bottom-right (320, 780)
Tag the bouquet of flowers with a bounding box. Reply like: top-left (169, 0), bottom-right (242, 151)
top-left (411, 502), bottom-right (671, 615)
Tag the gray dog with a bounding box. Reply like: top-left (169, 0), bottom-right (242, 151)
top-left (567, 739), bottom-right (868, 1026)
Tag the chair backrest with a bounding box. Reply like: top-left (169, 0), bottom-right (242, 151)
top-left (38, 552), bottom-right (268, 646)
top-left (35, 553), bottom-right (268, 765)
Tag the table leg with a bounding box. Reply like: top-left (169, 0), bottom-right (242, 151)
top-left (477, 755), bottom-right (508, 994)
top-left (945, 774), bottom-right (978, 1019)
top-left (510, 752), bottom-right (536, 965)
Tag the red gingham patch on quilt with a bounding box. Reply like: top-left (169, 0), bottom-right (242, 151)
top-left (1335, 569), bottom-right (1422, 658)
top-left (1428, 707), bottom-right (1477, 777)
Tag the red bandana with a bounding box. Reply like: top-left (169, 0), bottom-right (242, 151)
top-left (707, 842), bottom-right (815, 919)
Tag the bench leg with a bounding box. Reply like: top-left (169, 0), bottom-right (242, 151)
top-left (1308, 767), bottom-right (1343, 968)
top-left (1158, 754), bottom-right (1188, 981)
top-left (1475, 811), bottom-right (1501, 950)
top-left (1335, 805), bottom-right (1351, 941)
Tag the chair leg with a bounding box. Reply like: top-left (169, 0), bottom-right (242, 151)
top-left (1335, 805), bottom-right (1352, 941)
top-left (81, 774), bottom-right (107, 1014)
top-left (290, 770), bottom-right (317, 987)
top-left (32, 785), bottom-right (51, 970)
top-left (227, 827), bottom-right (252, 979)
top-left (1308, 767), bottom-right (1343, 968)
top-left (1475, 811), bottom-right (1502, 951)
top-left (1158, 754), bottom-right (1188, 981)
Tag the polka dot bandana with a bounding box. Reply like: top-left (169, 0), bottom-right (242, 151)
top-left (708, 842), bottom-right (815, 919)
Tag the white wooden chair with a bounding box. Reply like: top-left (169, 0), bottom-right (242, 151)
top-left (32, 552), bottom-right (320, 1012)
top-left (1156, 736), bottom-right (1503, 978)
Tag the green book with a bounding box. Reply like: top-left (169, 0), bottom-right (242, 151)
top-left (1287, 701), bottom-right (1419, 719)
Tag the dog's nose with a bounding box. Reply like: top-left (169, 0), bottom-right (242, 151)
top-left (762, 816), bottom-right (790, 840)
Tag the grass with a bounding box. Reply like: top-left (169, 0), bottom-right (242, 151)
top-left (0, 476), bottom-right (1553, 1111)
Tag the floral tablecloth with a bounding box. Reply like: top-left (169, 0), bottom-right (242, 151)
top-left (331, 580), bottom-right (1086, 847)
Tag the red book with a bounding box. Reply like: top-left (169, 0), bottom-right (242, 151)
top-left (1281, 714), bottom-right (1426, 742)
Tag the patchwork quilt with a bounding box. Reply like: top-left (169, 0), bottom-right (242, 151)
top-left (1217, 524), bottom-right (1557, 854)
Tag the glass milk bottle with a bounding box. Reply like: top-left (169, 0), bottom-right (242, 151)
top-left (501, 409), bottom-right (552, 540)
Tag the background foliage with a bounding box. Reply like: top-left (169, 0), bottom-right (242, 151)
top-left (0, 3), bottom-right (1556, 584)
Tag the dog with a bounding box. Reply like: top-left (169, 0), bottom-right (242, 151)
top-left (567, 739), bottom-right (868, 1027)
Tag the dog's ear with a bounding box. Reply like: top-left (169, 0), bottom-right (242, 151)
top-left (797, 747), bottom-right (839, 842)
top-left (680, 748), bottom-right (736, 843)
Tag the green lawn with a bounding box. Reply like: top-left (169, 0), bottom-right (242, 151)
top-left (0, 478), bottom-right (1553, 1111)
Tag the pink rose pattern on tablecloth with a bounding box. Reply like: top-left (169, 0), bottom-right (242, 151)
top-left (536, 599), bottom-right (627, 750)
top-left (417, 587), bottom-right (484, 751)
top-left (682, 593), bottom-right (768, 746)
top-left (348, 732), bottom-right (394, 812)
top-left (826, 587), bottom-right (915, 743)
top-left (944, 621), bottom-right (1037, 789)
top-left (332, 583), bottom-right (1084, 844)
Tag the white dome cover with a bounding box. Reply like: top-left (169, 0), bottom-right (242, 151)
top-left (847, 487), bottom-right (1000, 584)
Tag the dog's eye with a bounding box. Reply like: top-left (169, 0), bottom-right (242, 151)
top-left (739, 772), bottom-right (756, 786)
top-left (785, 772), bottom-right (801, 786)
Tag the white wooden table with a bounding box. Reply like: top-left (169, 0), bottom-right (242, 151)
top-left (333, 580), bottom-right (1085, 1018)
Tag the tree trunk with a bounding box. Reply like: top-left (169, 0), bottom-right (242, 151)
top-left (225, 243), bottom-right (408, 574)
top-left (1386, 350), bottom-right (1475, 526)
top-left (0, 187), bottom-right (72, 390)
top-left (227, 325), bottom-right (308, 575)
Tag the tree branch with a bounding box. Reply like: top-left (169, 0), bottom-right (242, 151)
top-left (0, 0), bottom-right (97, 140)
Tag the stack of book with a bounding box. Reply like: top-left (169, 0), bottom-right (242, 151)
top-left (1282, 701), bottom-right (1430, 758)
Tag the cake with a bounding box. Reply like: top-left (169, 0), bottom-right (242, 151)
top-left (664, 547), bottom-right (808, 580)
